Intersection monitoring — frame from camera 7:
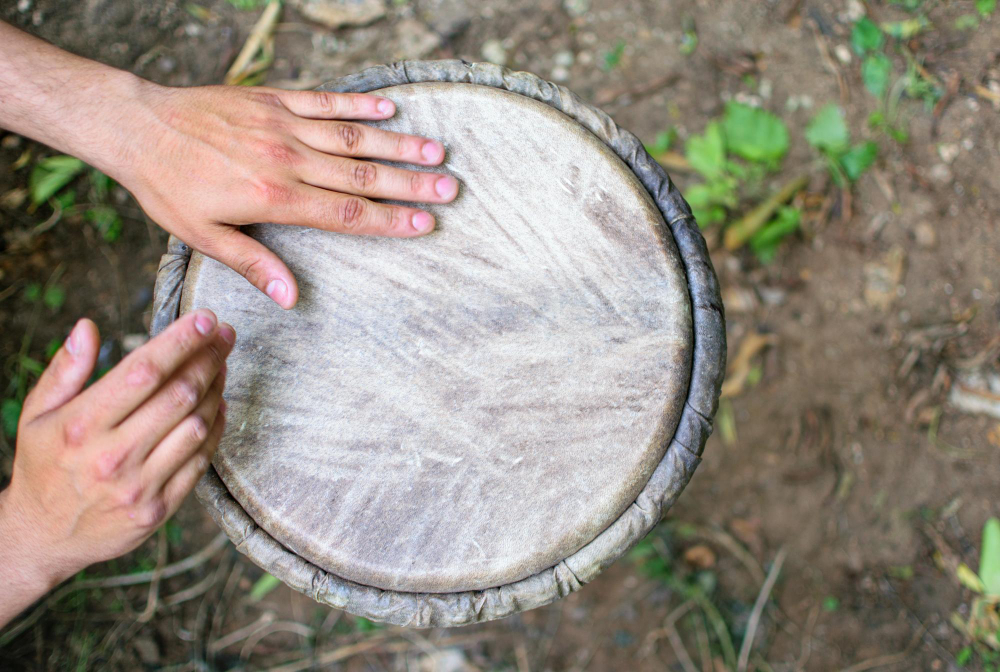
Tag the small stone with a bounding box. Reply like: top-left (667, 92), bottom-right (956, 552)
top-left (845, 0), bottom-right (865, 21)
top-left (481, 39), bottom-right (506, 65)
top-left (293, 0), bottom-right (387, 29)
top-left (834, 44), bottom-right (852, 65)
top-left (928, 163), bottom-right (953, 184)
top-left (554, 50), bottom-right (574, 67)
top-left (1, 134), bottom-right (22, 149)
top-left (563, 0), bottom-right (589, 17)
top-left (937, 143), bottom-right (959, 164)
top-left (721, 287), bottom-right (757, 313)
top-left (577, 51), bottom-right (593, 66)
top-left (31, 9), bottom-right (43, 25)
top-left (157, 56), bottom-right (176, 74)
top-left (392, 19), bottom-right (440, 60)
top-left (961, 138), bottom-right (974, 151)
top-left (914, 222), bottom-right (937, 248)
top-left (551, 66), bottom-right (569, 82)
top-left (17, 0), bottom-right (31, 12)
top-left (0, 188), bottom-right (27, 210)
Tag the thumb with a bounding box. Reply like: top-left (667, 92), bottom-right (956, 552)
top-left (22, 318), bottom-right (100, 423)
top-left (201, 225), bottom-right (299, 309)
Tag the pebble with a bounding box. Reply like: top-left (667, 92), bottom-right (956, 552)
top-left (551, 66), bottom-right (569, 82)
top-left (17, 0), bottom-right (31, 11)
top-left (834, 44), bottom-right (852, 65)
top-left (928, 163), bottom-right (953, 184)
top-left (554, 50), bottom-right (575, 67)
top-left (914, 222), bottom-right (937, 248)
top-left (845, 0), bottom-right (866, 21)
top-left (937, 143), bottom-right (959, 164)
top-left (563, 0), bottom-right (590, 17)
top-left (480, 39), bottom-right (506, 65)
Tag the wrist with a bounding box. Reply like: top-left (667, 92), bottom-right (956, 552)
top-left (0, 487), bottom-right (66, 595)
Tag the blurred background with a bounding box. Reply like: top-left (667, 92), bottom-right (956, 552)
top-left (1, 0), bottom-right (999, 670)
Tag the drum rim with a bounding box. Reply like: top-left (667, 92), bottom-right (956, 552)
top-left (150, 59), bottom-right (726, 628)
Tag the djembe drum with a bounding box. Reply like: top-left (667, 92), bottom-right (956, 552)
top-left (151, 61), bottom-right (725, 628)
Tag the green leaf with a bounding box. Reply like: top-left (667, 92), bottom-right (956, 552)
top-left (862, 53), bottom-right (893, 97)
top-left (1, 399), bottom-right (22, 438)
top-left (43, 285), bottom-right (66, 312)
top-left (45, 338), bottom-right (64, 360)
top-left (976, 0), bottom-right (997, 17)
top-left (685, 122), bottom-right (727, 179)
top-left (721, 101), bottom-right (789, 164)
top-left (28, 155), bottom-right (85, 205)
top-left (958, 562), bottom-right (986, 594)
top-left (822, 596), bottom-right (839, 612)
top-left (601, 40), bottom-right (626, 71)
top-left (851, 17), bottom-right (884, 54)
top-left (956, 646), bottom-right (972, 667)
top-left (981, 517), bottom-right (1000, 597)
top-left (23, 282), bottom-right (42, 303)
top-left (805, 104), bottom-right (850, 155)
top-left (354, 616), bottom-right (382, 633)
top-left (881, 16), bottom-right (931, 40)
top-left (750, 206), bottom-right (801, 263)
top-left (840, 141), bottom-right (879, 181)
top-left (248, 573), bottom-right (281, 602)
top-left (90, 169), bottom-right (114, 201)
top-left (955, 14), bottom-right (981, 29)
top-left (53, 188), bottom-right (76, 211)
top-left (85, 205), bottom-right (123, 243)
top-left (645, 128), bottom-right (677, 155)
top-left (19, 356), bottom-right (45, 376)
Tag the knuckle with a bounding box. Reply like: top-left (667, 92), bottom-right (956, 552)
top-left (135, 497), bottom-right (168, 530)
top-left (409, 171), bottom-right (426, 196)
top-left (314, 91), bottom-right (339, 116)
top-left (232, 252), bottom-right (263, 283)
top-left (350, 162), bottom-right (377, 191)
top-left (251, 91), bottom-right (283, 108)
top-left (63, 415), bottom-right (90, 448)
top-left (118, 481), bottom-right (144, 507)
top-left (93, 447), bottom-right (128, 481)
top-left (169, 379), bottom-right (200, 410)
top-left (335, 123), bottom-right (363, 153)
top-left (188, 414), bottom-right (210, 443)
top-left (248, 176), bottom-right (292, 206)
top-left (125, 358), bottom-right (164, 389)
top-left (254, 138), bottom-right (298, 168)
top-left (337, 197), bottom-right (367, 231)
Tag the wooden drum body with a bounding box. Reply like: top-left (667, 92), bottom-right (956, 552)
top-left (151, 61), bottom-right (725, 627)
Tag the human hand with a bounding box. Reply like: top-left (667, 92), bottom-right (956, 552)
top-left (0, 310), bottom-right (232, 625)
top-left (112, 84), bottom-right (458, 309)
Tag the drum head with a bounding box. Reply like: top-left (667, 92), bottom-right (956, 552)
top-left (180, 81), bottom-right (692, 594)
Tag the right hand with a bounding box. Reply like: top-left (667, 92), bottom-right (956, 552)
top-left (0, 309), bottom-right (232, 592)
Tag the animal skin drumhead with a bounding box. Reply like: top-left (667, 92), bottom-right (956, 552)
top-left (179, 82), bottom-right (693, 595)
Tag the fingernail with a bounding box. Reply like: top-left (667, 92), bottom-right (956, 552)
top-left (66, 321), bottom-right (81, 356)
top-left (219, 324), bottom-right (236, 346)
top-left (411, 211), bottom-right (434, 233)
top-left (266, 279), bottom-right (288, 305)
top-left (434, 175), bottom-right (458, 199)
top-left (421, 141), bottom-right (444, 163)
top-left (195, 310), bottom-right (217, 336)
top-left (377, 99), bottom-right (394, 116)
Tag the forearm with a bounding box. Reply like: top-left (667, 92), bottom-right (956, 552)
top-left (0, 489), bottom-right (62, 629)
top-left (0, 20), bottom-right (147, 178)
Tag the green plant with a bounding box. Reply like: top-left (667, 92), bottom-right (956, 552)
top-left (600, 40), bottom-right (626, 71)
top-left (29, 155), bottom-right (85, 206)
top-left (248, 573), bottom-right (282, 602)
top-left (977, 0), bottom-right (997, 18)
top-left (951, 518), bottom-right (1000, 652)
top-left (806, 104), bottom-right (878, 186)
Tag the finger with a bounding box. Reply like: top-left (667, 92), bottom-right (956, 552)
top-left (73, 309), bottom-right (220, 428)
top-left (21, 319), bottom-right (99, 423)
top-left (140, 371), bottom-right (225, 494)
top-left (272, 185), bottom-right (435, 237)
top-left (292, 119), bottom-right (446, 166)
top-left (161, 406), bottom-right (226, 517)
top-left (297, 152), bottom-right (459, 204)
top-left (199, 226), bottom-right (299, 309)
top-left (272, 89), bottom-right (397, 121)
top-left (116, 325), bottom-right (234, 459)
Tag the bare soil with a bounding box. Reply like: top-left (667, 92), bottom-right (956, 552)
top-left (1, 0), bottom-right (999, 670)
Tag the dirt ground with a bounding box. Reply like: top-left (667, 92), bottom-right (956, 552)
top-left (2, 0), bottom-right (999, 670)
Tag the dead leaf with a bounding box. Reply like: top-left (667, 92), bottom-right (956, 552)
top-left (683, 544), bottom-right (717, 569)
top-left (721, 331), bottom-right (777, 398)
top-left (863, 245), bottom-right (906, 311)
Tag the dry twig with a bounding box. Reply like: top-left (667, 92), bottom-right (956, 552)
top-left (736, 547), bottom-right (787, 672)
